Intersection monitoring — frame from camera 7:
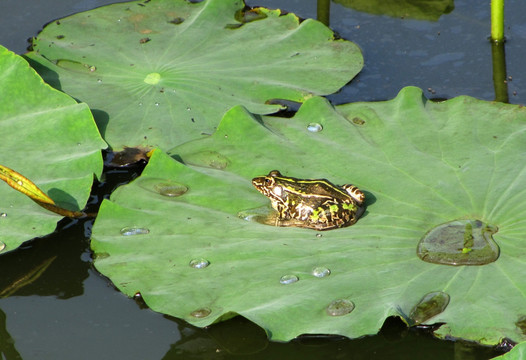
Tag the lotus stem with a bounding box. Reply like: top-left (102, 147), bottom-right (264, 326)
top-left (491, 41), bottom-right (509, 103)
top-left (317, 0), bottom-right (330, 26)
top-left (490, 0), bottom-right (505, 42)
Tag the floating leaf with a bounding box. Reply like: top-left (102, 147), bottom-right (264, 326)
top-left (25, 0), bottom-right (363, 151)
top-left (91, 87), bottom-right (526, 343)
top-left (0, 45), bottom-right (106, 252)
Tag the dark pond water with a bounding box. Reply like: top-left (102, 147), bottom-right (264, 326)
top-left (0, 0), bottom-right (524, 358)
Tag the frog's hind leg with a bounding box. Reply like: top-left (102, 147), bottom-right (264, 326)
top-left (342, 184), bottom-right (365, 205)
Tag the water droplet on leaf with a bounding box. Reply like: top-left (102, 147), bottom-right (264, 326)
top-left (120, 227), bottom-right (150, 236)
top-left (97, 79), bottom-right (102, 83)
top-left (326, 299), bottom-right (355, 316)
top-left (312, 266), bottom-right (331, 278)
top-left (155, 102), bottom-right (160, 106)
top-left (136, 178), bottom-right (188, 197)
top-left (191, 307), bottom-right (211, 318)
top-left (280, 274), bottom-right (299, 285)
top-left (408, 291), bottom-right (450, 325)
top-left (158, 185), bottom-right (187, 197)
top-left (0, 242), bottom-right (5, 252)
top-left (55, 59), bottom-right (97, 73)
top-left (182, 151), bottom-right (230, 170)
top-left (189, 258), bottom-right (210, 269)
top-left (417, 219), bottom-right (499, 266)
top-left (0, 213), bottom-right (6, 218)
top-left (307, 123), bottom-right (323, 132)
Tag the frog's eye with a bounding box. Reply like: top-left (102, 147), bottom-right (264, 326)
top-left (265, 178), bottom-right (272, 184)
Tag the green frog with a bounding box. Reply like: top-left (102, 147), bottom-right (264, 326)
top-left (252, 170), bottom-right (365, 230)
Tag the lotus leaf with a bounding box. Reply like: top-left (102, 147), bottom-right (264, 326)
top-left (0, 45), bottom-right (106, 252)
top-left (91, 87), bottom-right (526, 343)
top-left (25, 0), bottom-right (363, 151)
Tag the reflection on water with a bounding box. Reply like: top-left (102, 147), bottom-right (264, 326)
top-left (0, 308), bottom-right (22, 360)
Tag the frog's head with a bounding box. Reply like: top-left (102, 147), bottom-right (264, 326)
top-left (252, 170), bottom-right (284, 200)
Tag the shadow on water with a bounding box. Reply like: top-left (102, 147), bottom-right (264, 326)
top-left (160, 316), bottom-right (506, 360)
top-left (0, 217), bottom-right (89, 299)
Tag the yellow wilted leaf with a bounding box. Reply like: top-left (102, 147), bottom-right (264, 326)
top-left (0, 164), bottom-right (55, 205)
top-left (0, 164), bottom-right (89, 218)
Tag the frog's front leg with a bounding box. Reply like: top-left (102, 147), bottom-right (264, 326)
top-left (273, 201), bottom-right (290, 220)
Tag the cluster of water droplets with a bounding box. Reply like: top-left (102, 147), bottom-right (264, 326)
top-left (279, 265), bottom-right (331, 285)
top-left (277, 264), bottom-right (355, 316)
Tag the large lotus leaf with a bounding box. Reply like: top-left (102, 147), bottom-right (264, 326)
top-left (90, 87), bottom-right (526, 343)
top-left (24, 0), bottom-right (363, 151)
top-left (333, 0), bottom-right (454, 21)
top-left (0, 45), bottom-right (106, 252)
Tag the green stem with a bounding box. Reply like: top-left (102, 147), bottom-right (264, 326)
top-left (317, 0), bottom-right (330, 26)
top-left (490, 0), bottom-right (505, 42)
top-left (491, 41), bottom-right (509, 103)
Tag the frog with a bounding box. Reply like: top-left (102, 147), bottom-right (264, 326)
top-left (251, 170), bottom-right (365, 230)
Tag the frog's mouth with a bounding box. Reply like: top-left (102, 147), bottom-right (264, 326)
top-left (251, 178), bottom-right (268, 195)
